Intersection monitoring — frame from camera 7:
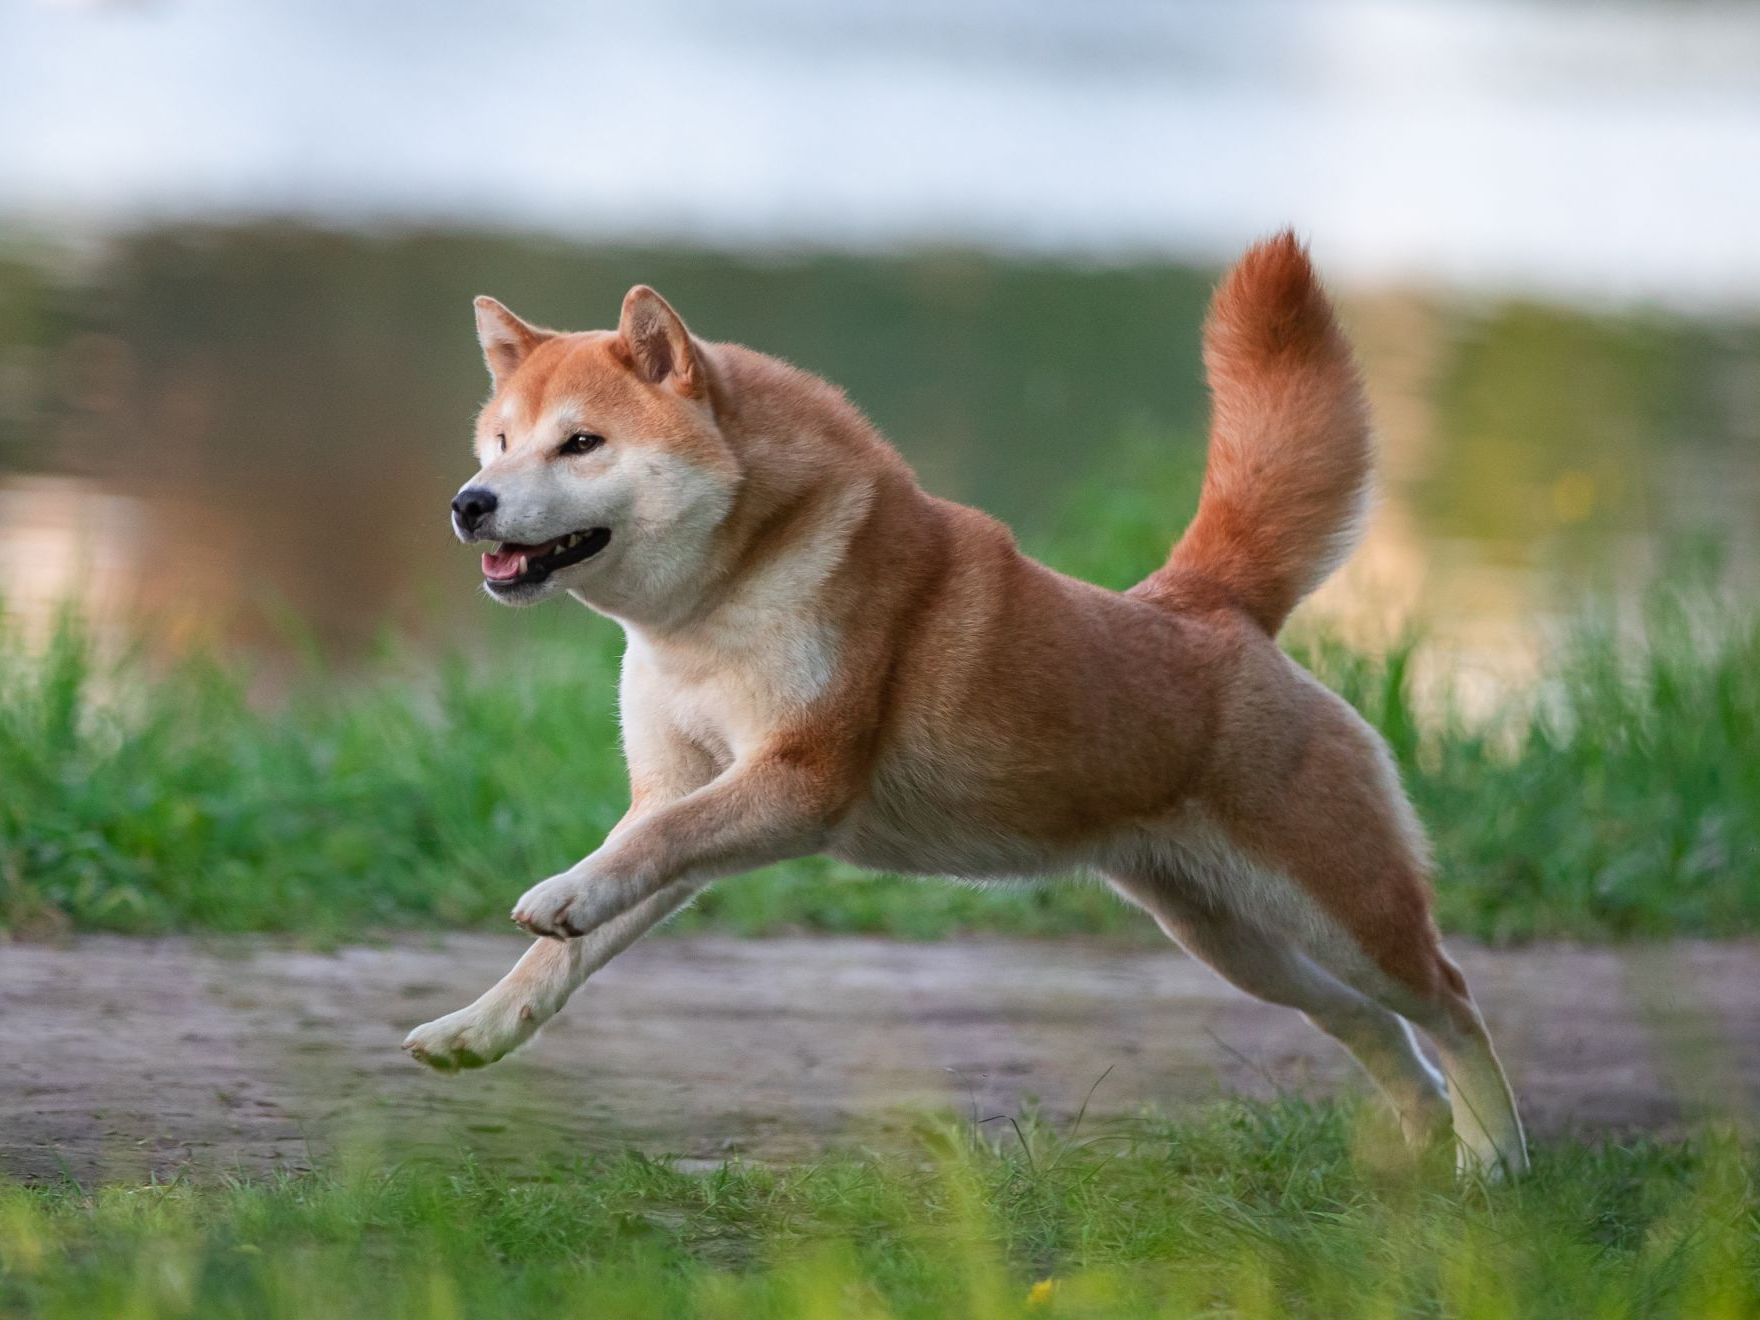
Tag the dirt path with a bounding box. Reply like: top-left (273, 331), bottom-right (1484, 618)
top-left (4, 934), bottom-right (1758, 1182)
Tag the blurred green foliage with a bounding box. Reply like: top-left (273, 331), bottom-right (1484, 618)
top-left (1, 1099), bottom-right (1754, 1318)
top-left (1, 438), bottom-right (1755, 944)
top-left (3, 228), bottom-right (1756, 653)
top-left (1, 230), bottom-right (1756, 943)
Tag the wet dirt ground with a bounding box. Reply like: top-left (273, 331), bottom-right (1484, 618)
top-left (3, 934), bottom-right (1757, 1182)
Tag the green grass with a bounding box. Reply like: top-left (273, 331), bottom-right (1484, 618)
top-left (1, 1101), bottom-right (1754, 1318)
top-left (2, 441), bottom-right (1756, 943)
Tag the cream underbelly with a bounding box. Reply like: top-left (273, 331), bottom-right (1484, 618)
top-left (826, 820), bottom-right (1065, 880)
top-left (1107, 807), bottom-right (1401, 1000)
top-left (826, 762), bottom-right (1092, 880)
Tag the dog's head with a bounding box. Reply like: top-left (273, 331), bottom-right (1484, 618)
top-left (452, 288), bottom-right (740, 618)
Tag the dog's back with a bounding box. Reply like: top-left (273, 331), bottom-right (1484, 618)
top-left (822, 235), bottom-right (1525, 1174)
top-left (828, 233), bottom-right (1374, 878)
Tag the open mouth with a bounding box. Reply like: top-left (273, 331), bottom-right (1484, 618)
top-left (481, 527), bottom-right (611, 590)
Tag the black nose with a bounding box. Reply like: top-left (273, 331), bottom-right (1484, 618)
top-left (451, 486), bottom-right (497, 534)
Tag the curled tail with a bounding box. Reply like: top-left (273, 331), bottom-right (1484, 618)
top-left (1149, 231), bottom-right (1372, 635)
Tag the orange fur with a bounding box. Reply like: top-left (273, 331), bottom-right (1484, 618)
top-left (1152, 230), bottom-right (1372, 633)
top-left (404, 232), bottom-right (1528, 1175)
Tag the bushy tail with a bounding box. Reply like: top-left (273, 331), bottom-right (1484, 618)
top-left (1150, 231), bottom-right (1371, 634)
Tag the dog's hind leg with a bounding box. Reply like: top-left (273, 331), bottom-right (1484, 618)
top-left (403, 878), bottom-right (702, 1071)
top-left (1285, 901), bottom-right (1526, 1177)
top-left (1108, 869), bottom-right (1452, 1147)
top-left (1385, 949), bottom-right (1529, 1178)
top-left (1196, 704), bottom-right (1529, 1175)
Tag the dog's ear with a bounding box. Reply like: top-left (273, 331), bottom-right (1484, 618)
top-left (617, 286), bottom-right (702, 396)
top-left (474, 296), bottom-right (551, 387)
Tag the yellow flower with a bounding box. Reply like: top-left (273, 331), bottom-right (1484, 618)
top-left (1026, 1278), bottom-right (1057, 1307)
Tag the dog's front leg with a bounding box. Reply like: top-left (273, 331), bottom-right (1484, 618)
top-left (403, 747), bottom-right (837, 1070)
top-left (402, 879), bottom-right (701, 1071)
top-left (511, 748), bottom-right (839, 941)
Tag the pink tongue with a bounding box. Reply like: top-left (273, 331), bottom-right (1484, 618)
top-left (481, 546), bottom-right (528, 581)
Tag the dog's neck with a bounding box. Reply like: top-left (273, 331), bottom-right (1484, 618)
top-left (575, 339), bottom-right (927, 681)
top-left (618, 461), bottom-right (880, 657)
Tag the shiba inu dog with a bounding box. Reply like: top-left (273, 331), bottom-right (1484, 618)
top-left (403, 232), bottom-right (1528, 1175)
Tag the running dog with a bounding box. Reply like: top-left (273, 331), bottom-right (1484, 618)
top-left (403, 232), bottom-right (1528, 1175)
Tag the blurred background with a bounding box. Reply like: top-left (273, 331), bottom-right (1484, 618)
top-left (2, 0), bottom-right (1758, 690)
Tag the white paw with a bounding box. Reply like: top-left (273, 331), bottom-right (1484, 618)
top-left (511, 873), bottom-right (595, 939)
top-left (1456, 1139), bottom-right (1529, 1182)
top-left (402, 1000), bottom-right (536, 1072)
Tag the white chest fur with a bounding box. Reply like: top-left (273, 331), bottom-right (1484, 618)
top-left (618, 482), bottom-right (869, 764)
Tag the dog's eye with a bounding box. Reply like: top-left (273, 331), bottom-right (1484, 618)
top-left (558, 432), bottom-right (605, 457)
